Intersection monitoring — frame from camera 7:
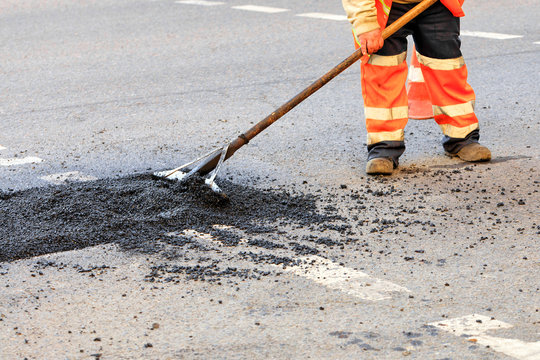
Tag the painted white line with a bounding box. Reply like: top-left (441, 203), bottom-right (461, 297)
top-left (476, 337), bottom-right (540, 360)
top-left (231, 5), bottom-right (289, 14)
top-left (175, 0), bottom-right (224, 6)
top-left (40, 171), bottom-right (97, 185)
top-left (430, 314), bottom-right (540, 360)
top-left (430, 314), bottom-right (513, 336)
top-left (172, 229), bottom-right (247, 249)
top-left (534, 41), bottom-right (540, 45)
top-left (296, 13), bottom-right (348, 21)
top-left (182, 229), bottom-right (216, 243)
top-left (171, 232), bottom-right (409, 301)
top-left (0, 156), bottom-right (43, 166)
top-left (285, 256), bottom-right (410, 301)
top-left (212, 224), bottom-right (235, 231)
top-left (0, 145), bottom-right (5, 151)
top-left (461, 30), bottom-right (523, 40)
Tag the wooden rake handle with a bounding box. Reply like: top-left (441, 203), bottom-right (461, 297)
top-left (197, 0), bottom-right (438, 176)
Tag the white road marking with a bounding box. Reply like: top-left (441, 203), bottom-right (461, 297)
top-left (534, 41), bottom-right (540, 45)
top-left (231, 5), bottom-right (289, 14)
top-left (296, 13), bottom-right (347, 21)
top-left (172, 229), bottom-right (248, 249)
top-left (168, 3), bottom-right (527, 45)
top-left (0, 157), bottom-right (43, 166)
top-left (173, 231), bottom-right (409, 301)
top-left (175, 0), bottom-right (224, 6)
top-left (212, 224), bottom-right (235, 231)
top-left (430, 314), bottom-right (540, 360)
top-left (181, 229), bottom-right (217, 244)
top-left (0, 145), bottom-right (6, 151)
top-left (430, 314), bottom-right (513, 336)
top-left (40, 171), bottom-right (98, 185)
top-left (461, 31), bottom-right (523, 40)
top-left (285, 255), bottom-right (410, 301)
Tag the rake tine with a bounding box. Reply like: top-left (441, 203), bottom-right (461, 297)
top-left (163, 147), bottom-right (222, 178)
top-left (206, 144), bottom-right (230, 192)
top-left (183, 148), bottom-right (221, 180)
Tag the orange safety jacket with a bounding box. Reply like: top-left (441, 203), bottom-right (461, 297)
top-left (375, 0), bottom-right (465, 30)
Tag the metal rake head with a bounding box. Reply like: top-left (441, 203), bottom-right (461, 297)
top-left (153, 144), bottom-right (229, 195)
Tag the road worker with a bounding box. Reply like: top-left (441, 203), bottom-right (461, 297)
top-left (342, 0), bottom-right (491, 175)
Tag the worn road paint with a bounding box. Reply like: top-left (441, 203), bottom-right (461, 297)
top-left (212, 224), bottom-right (235, 231)
top-left (175, 0), bottom-right (224, 5)
top-left (460, 30), bottom-right (523, 40)
top-left (231, 5), bottom-right (289, 13)
top-left (40, 171), bottom-right (98, 185)
top-left (175, 231), bottom-right (409, 301)
top-left (173, 229), bottom-right (247, 250)
top-left (284, 256), bottom-right (411, 301)
top-left (0, 157), bottom-right (43, 166)
top-left (296, 13), bottom-right (347, 21)
top-left (165, 229), bottom-right (242, 253)
top-left (181, 229), bottom-right (217, 244)
top-left (430, 314), bottom-right (513, 335)
top-left (0, 145), bottom-right (5, 151)
top-left (430, 314), bottom-right (540, 360)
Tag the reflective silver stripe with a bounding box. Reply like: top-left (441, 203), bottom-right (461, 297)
top-left (378, 0), bottom-right (390, 15)
top-left (416, 52), bottom-right (465, 70)
top-left (352, 27), bottom-right (361, 48)
top-left (368, 52), bottom-right (407, 66)
top-left (439, 123), bottom-right (479, 138)
top-left (433, 101), bottom-right (476, 117)
top-left (367, 129), bottom-right (405, 145)
top-left (365, 106), bottom-right (409, 120)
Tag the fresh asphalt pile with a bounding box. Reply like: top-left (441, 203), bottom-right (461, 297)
top-left (1, 160), bottom-right (538, 285)
top-left (0, 174), bottom-right (343, 279)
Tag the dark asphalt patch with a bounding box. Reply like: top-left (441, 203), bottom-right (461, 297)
top-left (0, 174), bottom-right (341, 264)
top-left (2, 162), bottom-right (537, 285)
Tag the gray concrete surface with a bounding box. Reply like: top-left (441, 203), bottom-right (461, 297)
top-left (1, 0), bottom-right (539, 359)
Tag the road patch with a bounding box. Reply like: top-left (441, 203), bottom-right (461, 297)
top-left (0, 174), bottom-right (340, 273)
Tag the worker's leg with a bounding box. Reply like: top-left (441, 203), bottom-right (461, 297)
top-left (358, 3), bottom-right (413, 172)
top-left (412, 2), bottom-right (490, 160)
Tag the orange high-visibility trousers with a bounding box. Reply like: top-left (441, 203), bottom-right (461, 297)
top-left (416, 53), bottom-right (478, 141)
top-left (356, 1), bottom-right (480, 164)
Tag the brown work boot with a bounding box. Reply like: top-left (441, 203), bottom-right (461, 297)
top-left (366, 158), bottom-right (394, 175)
top-left (453, 143), bottom-right (492, 162)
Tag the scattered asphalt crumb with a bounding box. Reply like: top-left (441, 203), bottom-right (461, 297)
top-left (1, 165), bottom-right (537, 284)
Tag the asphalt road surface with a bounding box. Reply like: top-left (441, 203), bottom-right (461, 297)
top-left (1, 0), bottom-right (539, 359)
